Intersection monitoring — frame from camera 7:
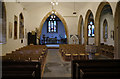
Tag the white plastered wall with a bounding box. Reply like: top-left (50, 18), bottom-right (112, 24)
top-left (1, 2), bottom-right (29, 56)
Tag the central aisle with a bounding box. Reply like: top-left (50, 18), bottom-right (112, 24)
top-left (43, 49), bottom-right (71, 79)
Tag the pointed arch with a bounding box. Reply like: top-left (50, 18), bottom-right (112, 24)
top-left (95, 2), bottom-right (113, 46)
top-left (84, 9), bottom-right (94, 45)
top-left (103, 19), bottom-right (108, 42)
top-left (19, 13), bottom-right (24, 39)
top-left (38, 10), bottom-right (69, 42)
top-left (19, 13), bottom-right (24, 19)
top-left (78, 15), bottom-right (83, 44)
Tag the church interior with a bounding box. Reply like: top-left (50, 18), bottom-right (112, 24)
top-left (0, 0), bottom-right (120, 79)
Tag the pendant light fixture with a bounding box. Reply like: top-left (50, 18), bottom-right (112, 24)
top-left (51, 0), bottom-right (58, 14)
top-left (51, 0), bottom-right (58, 6)
top-left (73, 0), bottom-right (77, 14)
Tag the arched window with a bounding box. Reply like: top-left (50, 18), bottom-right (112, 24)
top-left (88, 13), bottom-right (95, 37)
top-left (47, 14), bottom-right (57, 33)
top-left (103, 19), bottom-right (108, 41)
top-left (19, 13), bottom-right (24, 39)
top-left (1, 2), bottom-right (7, 43)
top-left (14, 15), bottom-right (18, 39)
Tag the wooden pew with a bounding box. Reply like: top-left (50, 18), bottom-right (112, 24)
top-left (2, 45), bottom-right (48, 79)
top-left (59, 44), bottom-right (88, 61)
top-left (72, 60), bottom-right (120, 79)
top-left (99, 44), bottom-right (114, 58)
top-left (2, 61), bottom-right (41, 79)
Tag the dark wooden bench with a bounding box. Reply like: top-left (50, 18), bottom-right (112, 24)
top-left (2, 61), bottom-right (41, 79)
top-left (72, 60), bottom-right (120, 79)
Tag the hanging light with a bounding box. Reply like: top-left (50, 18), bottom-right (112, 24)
top-left (51, 2), bottom-right (53, 4)
top-left (56, 2), bottom-right (58, 5)
top-left (52, 2), bottom-right (55, 6)
top-left (51, 0), bottom-right (58, 6)
top-left (73, 0), bottom-right (77, 14)
top-left (51, 0), bottom-right (58, 14)
top-left (52, 11), bottom-right (54, 14)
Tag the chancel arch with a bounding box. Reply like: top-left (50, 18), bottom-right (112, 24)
top-left (114, 1), bottom-right (120, 59)
top-left (38, 10), bottom-right (69, 44)
top-left (84, 10), bottom-right (95, 45)
top-left (78, 15), bottom-right (84, 45)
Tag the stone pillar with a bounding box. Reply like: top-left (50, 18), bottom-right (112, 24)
top-left (114, 2), bottom-right (120, 59)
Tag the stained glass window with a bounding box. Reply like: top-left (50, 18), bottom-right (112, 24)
top-left (88, 21), bottom-right (95, 37)
top-left (47, 15), bottom-right (57, 33)
top-left (103, 19), bottom-right (108, 41)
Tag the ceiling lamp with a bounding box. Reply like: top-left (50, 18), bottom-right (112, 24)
top-left (51, 0), bottom-right (58, 6)
top-left (73, 0), bottom-right (77, 15)
top-left (52, 11), bottom-right (55, 14)
top-left (51, 0), bottom-right (58, 14)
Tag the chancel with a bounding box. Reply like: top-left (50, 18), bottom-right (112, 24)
top-left (0, 0), bottom-right (120, 79)
top-left (40, 13), bottom-right (67, 45)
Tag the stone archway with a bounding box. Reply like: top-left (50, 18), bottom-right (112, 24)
top-left (38, 10), bottom-right (69, 42)
top-left (114, 1), bottom-right (120, 59)
top-left (78, 15), bottom-right (83, 44)
top-left (84, 9), bottom-right (94, 45)
top-left (95, 2), bottom-right (112, 46)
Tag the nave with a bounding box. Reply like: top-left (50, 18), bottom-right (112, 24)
top-left (1, 1), bottom-right (120, 79)
top-left (2, 44), bottom-right (120, 79)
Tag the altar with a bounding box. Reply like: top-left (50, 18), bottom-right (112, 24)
top-left (47, 38), bottom-right (58, 44)
top-left (40, 38), bottom-right (67, 45)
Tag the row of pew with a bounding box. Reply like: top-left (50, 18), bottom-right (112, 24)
top-left (72, 59), bottom-right (120, 79)
top-left (99, 44), bottom-right (114, 58)
top-left (59, 44), bottom-right (114, 61)
top-left (59, 44), bottom-right (89, 61)
top-left (2, 61), bottom-right (41, 79)
top-left (2, 45), bottom-right (48, 79)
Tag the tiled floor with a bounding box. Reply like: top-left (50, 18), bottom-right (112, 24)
top-left (42, 49), bottom-right (110, 79)
top-left (43, 49), bottom-right (71, 79)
